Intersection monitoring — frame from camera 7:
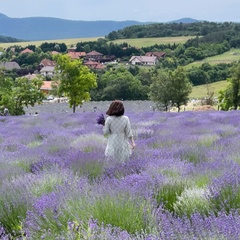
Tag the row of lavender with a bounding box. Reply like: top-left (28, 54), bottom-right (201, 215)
top-left (0, 109), bottom-right (240, 239)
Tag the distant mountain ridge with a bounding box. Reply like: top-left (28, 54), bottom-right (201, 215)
top-left (0, 13), bottom-right (200, 41)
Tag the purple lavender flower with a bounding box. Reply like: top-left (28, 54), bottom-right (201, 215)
top-left (96, 113), bottom-right (105, 126)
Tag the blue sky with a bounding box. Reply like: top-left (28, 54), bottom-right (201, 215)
top-left (0, 0), bottom-right (239, 22)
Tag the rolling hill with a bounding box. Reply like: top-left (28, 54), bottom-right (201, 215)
top-left (0, 13), bottom-right (200, 42)
top-left (0, 13), bottom-right (147, 41)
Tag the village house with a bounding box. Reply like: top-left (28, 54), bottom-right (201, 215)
top-left (85, 50), bottom-right (103, 62)
top-left (67, 47), bottom-right (77, 53)
top-left (67, 51), bottom-right (86, 59)
top-left (40, 81), bottom-right (53, 95)
top-left (145, 51), bottom-right (166, 59)
top-left (0, 61), bottom-right (21, 70)
top-left (40, 66), bottom-right (55, 77)
top-left (129, 56), bottom-right (158, 66)
top-left (40, 59), bottom-right (56, 68)
top-left (20, 48), bottom-right (34, 54)
top-left (84, 60), bottom-right (105, 70)
top-left (51, 51), bottom-right (59, 55)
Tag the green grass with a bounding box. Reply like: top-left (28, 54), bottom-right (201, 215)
top-left (185, 48), bottom-right (240, 69)
top-left (0, 36), bottom-right (195, 49)
top-left (111, 36), bottom-right (195, 48)
top-left (0, 37), bottom-right (103, 48)
top-left (190, 80), bottom-right (230, 99)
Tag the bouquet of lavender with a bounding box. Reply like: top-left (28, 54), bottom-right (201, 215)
top-left (96, 113), bottom-right (105, 125)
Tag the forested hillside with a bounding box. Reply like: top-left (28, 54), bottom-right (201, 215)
top-left (106, 21), bottom-right (240, 40)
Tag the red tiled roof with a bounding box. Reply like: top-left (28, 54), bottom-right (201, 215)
top-left (84, 61), bottom-right (105, 69)
top-left (51, 51), bottom-right (59, 55)
top-left (40, 81), bottom-right (53, 90)
top-left (145, 51), bottom-right (166, 58)
top-left (86, 50), bottom-right (103, 56)
top-left (40, 59), bottom-right (56, 67)
top-left (68, 52), bottom-right (86, 59)
top-left (21, 48), bottom-right (33, 54)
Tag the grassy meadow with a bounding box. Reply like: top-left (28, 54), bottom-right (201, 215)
top-left (190, 80), bottom-right (229, 99)
top-left (0, 37), bottom-right (102, 49)
top-left (185, 48), bottom-right (240, 68)
top-left (1, 102), bottom-right (240, 239)
top-left (0, 36), bottom-right (194, 49)
top-left (110, 36), bottom-right (195, 48)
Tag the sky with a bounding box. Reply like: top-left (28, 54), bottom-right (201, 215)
top-left (0, 0), bottom-right (239, 23)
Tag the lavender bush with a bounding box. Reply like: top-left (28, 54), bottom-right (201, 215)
top-left (1, 103), bottom-right (240, 239)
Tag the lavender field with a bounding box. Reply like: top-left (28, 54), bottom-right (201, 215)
top-left (1, 103), bottom-right (240, 239)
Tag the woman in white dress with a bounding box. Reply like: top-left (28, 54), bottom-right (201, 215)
top-left (103, 100), bottom-right (135, 162)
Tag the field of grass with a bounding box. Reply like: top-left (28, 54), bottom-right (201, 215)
top-left (0, 36), bottom-right (194, 49)
top-left (186, 48), bottom-right (240, 68)
top-left (190, 80), bottom-right (229, 99)
top-left (0, 37), bottom-right (103, 49)
top-left (111, 36), bottom-right (195, 48)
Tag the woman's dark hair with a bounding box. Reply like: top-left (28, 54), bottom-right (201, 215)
top-left (106, 100), bottom-right (125, 116)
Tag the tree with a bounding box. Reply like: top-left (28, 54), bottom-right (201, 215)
top-left (0, 72), bottom-right (13, 107)
top-left (53, 54), bottom-right (97, 113)
top-left (150, 67), bottom-right (192, 112)
top-left (171, 67), bottom-right (192, 112)
top-left (98, 68), bottom-right (148, 100)
top-left (219, 63), bottom-right (240, 110)
top-left (149, 70), bottom-right (173, 111)
top-left (0, 73), bottom-right (44, 115)
top-left (187, 67), bottom-right (210, 86)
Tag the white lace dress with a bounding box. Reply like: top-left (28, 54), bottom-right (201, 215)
top-left (103, 115), bottom-right (133, 162)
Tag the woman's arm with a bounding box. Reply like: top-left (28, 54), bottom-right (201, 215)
top-left (125, 116), bottom-right (136, 149)
top-left (103, 117), bottom-right (111, 135)
top-left (129, 136), bottom-right (136, 149)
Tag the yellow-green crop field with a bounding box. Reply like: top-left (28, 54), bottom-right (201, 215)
top-left (0, 36), bottom-right (194, 49)
top-left (0, 37), bottom-right (103, 49)
top-left (111, 36), bottom-right (195, 48)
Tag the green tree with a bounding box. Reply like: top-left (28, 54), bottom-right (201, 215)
top-left (0, 72), bottom-right (13, 108)
top-left (149, 70), bottom-right (173, 111)
top-left (99, 68), bottom-right (148, 100)
top-left (187, 67), bottom-right (210, 85)
top-left (53, 54), bottom-right (97, 113)
top-left (219, 63), bottom-right (240, 110)
top-left (150, 67), bottom-right (192, 112)
top-left (0, 73), bottom-right (44, 115)
top-left (171, 67), bottom-right (192, 112)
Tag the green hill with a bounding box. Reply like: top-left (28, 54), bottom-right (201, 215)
top-left (190, 80), bottom-right (229, 99)
top-left (185, 49), bottom-right (240, 68)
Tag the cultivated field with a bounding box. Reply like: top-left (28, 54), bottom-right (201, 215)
top-left (0, 37), bottom-right (102, 49)
top-left (111, 36), bottom-right (195, 48)
top-left (0, 36), bottom-right (193, 49)
top-left (1, 107), bottom-right (240, 239)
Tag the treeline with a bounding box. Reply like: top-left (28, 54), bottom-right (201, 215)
top-left (106, 21), bottom-right (240, 40)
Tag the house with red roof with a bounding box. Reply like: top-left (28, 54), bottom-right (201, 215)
top-left (40, 81), bottom-right (53, 94)
top-left (84, 60), bottom-right (105, 70)
top-left (85, 51), bottom-right (103, 62)
top-left (145, 51), bottom-right (166, 59)
top-left (20, 48), bottom-right (33, 54)
top-left (40, 58), bottom-right (56, 68)
top-left (67, 52), bottom-right (86, 59)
